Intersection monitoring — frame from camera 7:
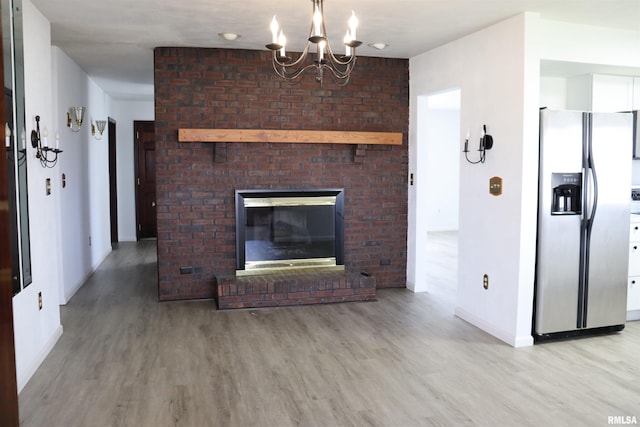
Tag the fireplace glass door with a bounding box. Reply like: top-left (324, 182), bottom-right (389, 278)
top-left (236, 190), bottom-right (344, 274)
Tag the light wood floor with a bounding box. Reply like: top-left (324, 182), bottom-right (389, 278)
top-left (18, 236), bottom-right (640, 426)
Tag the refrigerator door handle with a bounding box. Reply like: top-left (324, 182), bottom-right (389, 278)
top-left (582, 111), bottom-right (599, 225)
top-left (578, 112), bottom-right (598, 329)
top-left (584, 111), bottom-right (598, 224)
top-left (580, 113), bottom-right (598, 329)
top-left (578, 165), bottom-right (593, 329)
top-left (585, 164), bottom-right (598, 223)
top-left (586, 159), bottom-right (598, 223)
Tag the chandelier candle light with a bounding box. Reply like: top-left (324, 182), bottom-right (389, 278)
top-left (266, 0), bottom-right (361, 86)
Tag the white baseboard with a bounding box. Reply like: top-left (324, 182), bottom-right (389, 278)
top-left (455, 307), bottom-right (534, 348)
top-left (91, 248), bottom-right (111, 272)
top-left (627, 310), bottom-right (640, 321)
top-left (61, 274), bottom-right (87, 305)
top-left (17, 324), bottom-right (63, 393)
top-left (60, 248), bottom-right (111, 305)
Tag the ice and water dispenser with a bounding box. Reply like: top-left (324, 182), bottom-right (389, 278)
top-left (551, 173), bottom-right (581, 215)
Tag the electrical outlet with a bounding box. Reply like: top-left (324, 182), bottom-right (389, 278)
top-left (180, 266), bottom-right (194, 275)
top-left (89, 236), bottom-right (92, 247)
top-left (38, 291), bottom-right (43, 310)
top-left (483, 274), bottom-right (489, 290)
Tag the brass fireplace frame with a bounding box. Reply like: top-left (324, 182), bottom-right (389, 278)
top-left (235, 189), bottom-right (345, 276)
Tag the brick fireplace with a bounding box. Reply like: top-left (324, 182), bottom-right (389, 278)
top-left (154, 47), bottom-right (409, 302)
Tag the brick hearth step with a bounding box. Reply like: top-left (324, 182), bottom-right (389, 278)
top-left (215, 269), bottom-right (376, 310)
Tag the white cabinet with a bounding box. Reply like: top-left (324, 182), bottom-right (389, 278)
top-left (629, 242), bottom-right (640, 276)
top-left (592, 74), bottom-right (634, 112)
top-left (628, 216), bottom-right (640, 320)
top-left (566, 74), bottom-right (593, 110)
top-left (630, 221), bottom-right (640, 241)
top-left (567, 73), bottom-right (636, 113)
top-left (628, 277), bottom-right (640, 312)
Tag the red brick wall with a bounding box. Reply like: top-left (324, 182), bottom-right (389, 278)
top-left (154, 47), bottom-right (409, 301)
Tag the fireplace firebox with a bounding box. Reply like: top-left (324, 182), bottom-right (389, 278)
top-left (235, 189), bottom-right (344, 275)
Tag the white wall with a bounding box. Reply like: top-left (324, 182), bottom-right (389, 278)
top-left (51, 47), bottom-right (111, 304)
top-left (13, 0), bottom-right (117, 391)
top-left (409, 14), bottom-right (640, 347)
top-left (539, 20), bottom-right (640, 68)
top-left (540, 76), bottom-right (567, 110)
top-left (110, 99), bottom-right (154, 242)
top-left (409, 13), bottom-right (540, 347)
top-left (12, 0), bottom-right (62, 392)
top-left (87, 78), bottom-right (112, 267)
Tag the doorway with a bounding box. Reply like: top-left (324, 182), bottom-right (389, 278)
top-left (415, 88), bottom-right (461, 302)
top-left (134, 121), bottom-right (156, 240)
top-left (108, 118), bottom-right (118, 245)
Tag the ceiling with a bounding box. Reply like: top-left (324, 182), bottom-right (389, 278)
top-left (30, 0), bottom-right (640, 100)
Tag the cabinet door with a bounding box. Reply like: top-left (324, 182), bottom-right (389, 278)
top-left (629, 242), bottom-right (640, 276)
top-left (592, 74), bottom-right (633, 112)
top-left (630, 221), bottom-right (640, 242)
top-left (566, 74), bottom-right (593, 111)
top-left (634, 77), bottom-right (640, 110)
top-left (628, 277), bottom-right (640, 311)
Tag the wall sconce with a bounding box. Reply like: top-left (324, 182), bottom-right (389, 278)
top-left (66, 106), bottom-right (85, 132)
top-left (91, 120), bottom-right (107, 140)
top-left (5, 123), bottom-right (26, 165)
top-left (31, 115), bottom-right (62, 168)
top-left (463, 124), bottom-right (494, 164)
top-left (5, 123), bottom-right (10, 148)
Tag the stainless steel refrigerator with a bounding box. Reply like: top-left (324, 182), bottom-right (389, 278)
top-left (534, 108), bottom-right (633, 340)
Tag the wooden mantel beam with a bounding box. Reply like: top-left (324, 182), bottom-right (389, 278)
top-left (178, 129), bottom-right (403, 146)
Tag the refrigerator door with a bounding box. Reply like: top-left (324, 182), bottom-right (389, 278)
top-left (535, 110), bottom-right (584, 334)
top-left (584, 112), bottom-right (632, 329)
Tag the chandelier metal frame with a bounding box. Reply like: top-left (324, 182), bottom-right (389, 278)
top-left (266, 0), bottom-right (362, 87)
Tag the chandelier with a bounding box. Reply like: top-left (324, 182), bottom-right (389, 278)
top-left (266, 0), bottom-right (361, 86)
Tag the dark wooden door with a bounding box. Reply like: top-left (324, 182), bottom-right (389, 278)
top-left (0, 5), bottom-right (20, 423)
top-left (134, 121), bottom-right (156, 239)
top-left (108, 118), bottom-right (118, 245)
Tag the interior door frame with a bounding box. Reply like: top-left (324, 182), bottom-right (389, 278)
top-left (0, 3), bottom-right (20, 422)
top-left (108, 117), bottom-right (118, 245)
top-left (133, 120), bottom-right (156, 240)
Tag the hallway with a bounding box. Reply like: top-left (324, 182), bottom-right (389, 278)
top-left (17, 241), bottom-right (640, 426)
